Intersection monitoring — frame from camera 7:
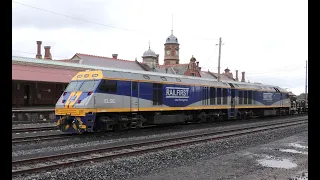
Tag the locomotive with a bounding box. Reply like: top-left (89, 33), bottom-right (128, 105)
top-left (55, 68), bottom-right (303, 134)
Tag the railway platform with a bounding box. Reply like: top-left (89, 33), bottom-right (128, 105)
top-left (12, 106), bottom-right (55, 122)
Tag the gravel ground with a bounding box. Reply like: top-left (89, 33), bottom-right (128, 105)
top-left (12, 116), bottom-right (305, 160)
top-left (12, 120), bottom-right (307, 180)
top-left (12, 130), bottom-right (61, 140)
top-left (12, 123), bottom-right (56, 129)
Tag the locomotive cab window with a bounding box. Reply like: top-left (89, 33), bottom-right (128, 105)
top-left (79, 80), bottom-right (100, 92)
top-left (65, 81), bottom-right (83, 92)
top-left (98, 80), bottom-right (117, 93)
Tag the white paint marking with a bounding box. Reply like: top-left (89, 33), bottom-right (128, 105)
top-left (257, 156), bottom-right (297, 169)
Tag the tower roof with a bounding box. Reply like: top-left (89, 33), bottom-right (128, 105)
top-left (142, 48), bottom-right (157, 58)
top-left (165, 30), bottom-right (179, 45)
top-left (142, 42), bottom-right (157, 58)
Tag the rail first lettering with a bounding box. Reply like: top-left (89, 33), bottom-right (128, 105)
top-left (165, 87), bottom-right (189, 98)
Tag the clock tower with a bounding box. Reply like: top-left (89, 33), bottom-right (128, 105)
top-left (164, 30), bottom-right (180, 65)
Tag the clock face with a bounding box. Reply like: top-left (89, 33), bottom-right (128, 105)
top-left (166, 50), bottom-right (171, 55)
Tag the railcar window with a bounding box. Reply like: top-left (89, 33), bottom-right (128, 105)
top-left (244, 90), bottom-right (248, 104)
top-left (217, 88), bottom-right (221, 105)
top-left (65, 81), bottom-right (83, 92)
top-left (223, 88), bottom-right (228, 104)
top-left (248, 91), bottom-right (252, 104)
top-left (143, 75), bottom-right (150, 79)
top-left (152, 83), bottom-right (163, 105)
top-left (132, 81), bottom-right (138, 91)
top-left (239, 91), bottom-right (243, 104)
top-left (161, 77), bottom-right (167, 81)
top-left (202, 87), bottom-right (209, 105)
top-left (98, 80), bottom-right (117, 93)
top-left (79, 80), bottom-right (100, 92)
top-left (252, 91), bottom-right (255, 104)
top-left (176, 78), bottom-right (181, 82)
top-left (210, 87), bottom-right (216, 105)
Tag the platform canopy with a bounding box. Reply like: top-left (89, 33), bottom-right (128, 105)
top-left (12, 64), bottom-right (78, 83)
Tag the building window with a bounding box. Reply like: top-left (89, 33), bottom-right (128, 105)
top-left (190, 73), bottom-right (196, 76)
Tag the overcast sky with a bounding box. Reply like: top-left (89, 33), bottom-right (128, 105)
top-left (12, 0), bottom-right (308, 95)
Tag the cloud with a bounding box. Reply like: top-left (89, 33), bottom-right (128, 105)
top-left (12, 0), bottom-right (308, 95)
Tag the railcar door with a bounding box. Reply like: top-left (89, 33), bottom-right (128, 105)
top-left (228, 83), bottom-right (237, 119)
top-left (130, 81), bottom-right (139, 111)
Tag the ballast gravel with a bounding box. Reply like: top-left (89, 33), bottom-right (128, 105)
top-left (12, 117), bottom-right (304, 159)
top-left (13, 122), bottom-right (307, 180)
top-left (12, 123), bottom-right (56, 129)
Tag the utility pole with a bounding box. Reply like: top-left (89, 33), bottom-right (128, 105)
top-left (305, 60), bottom-right (308, 102)
top-left (217, 37), bottom-right (222, 82)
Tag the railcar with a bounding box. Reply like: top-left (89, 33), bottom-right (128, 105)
top-left (55, 68), bottom-right (294, 134)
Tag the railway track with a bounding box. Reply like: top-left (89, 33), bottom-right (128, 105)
top-left (12, 126), bottom-right (57, 133)
top-left (12, 115), bottom-right (306, 145)
top-left (12, 117), bottom-right (307, 176)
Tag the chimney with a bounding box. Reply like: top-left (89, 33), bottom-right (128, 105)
top-left (44, 46), bottom-right (52, 60)
top-left (224, 68), bottom-right (230, 74)
top-left (241, 71), bottom-right (245, 82)
top-left (112, 54), bottom-right (118, 59)
top-left (156, 54), bottom-right (159, 65)
top-left (235, 70), bottom-right (239, 81)
top-left (36, 41), bottom-right (42, 59)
